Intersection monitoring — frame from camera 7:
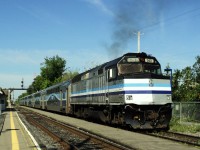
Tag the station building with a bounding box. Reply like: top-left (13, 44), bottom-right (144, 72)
top-left (0, 88), bottom-right (8, 111)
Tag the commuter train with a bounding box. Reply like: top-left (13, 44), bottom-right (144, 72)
top-left (19, 52), bottom-right (172, 129)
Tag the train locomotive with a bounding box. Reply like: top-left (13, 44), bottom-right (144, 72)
top-left (19, 52), bottom-right (172, 129)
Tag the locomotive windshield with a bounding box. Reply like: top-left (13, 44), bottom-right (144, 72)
top-left (117, 56), bottom-right (161, 75)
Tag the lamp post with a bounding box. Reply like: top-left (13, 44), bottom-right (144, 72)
top-left (0, 89), bottom-right (2, 115)
top-left (164, 68), bottom-right (172, 89)
top-left (0, 99), bottom-right (1, 115)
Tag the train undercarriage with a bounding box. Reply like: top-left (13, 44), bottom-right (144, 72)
top-left (70, 103), bottom-right (172, 129)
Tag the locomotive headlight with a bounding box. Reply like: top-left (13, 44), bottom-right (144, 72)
top-left (166, 95), bottom-right (171, 101)
top-left (126, 95), bottom-right (133, 100)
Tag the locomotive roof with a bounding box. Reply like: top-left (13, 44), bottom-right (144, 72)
top-left (72, 52), bottom-right (157, 83)
top-left (26, 80), bottom-right (71, 97)
top-left (44, 80), bottom-right (70, 91)
top-left (105, 52), bottom-right (157, 68)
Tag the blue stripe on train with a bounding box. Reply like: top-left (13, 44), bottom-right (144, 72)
top-left (72, 83), bottom-right (170, 95)
top-left (71, 90), bottom-right (171, 99)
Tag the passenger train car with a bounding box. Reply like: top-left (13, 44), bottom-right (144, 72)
top-left (19, 52), bottom-right (172, 129)
top-left (20, 81), bottom-right (71, 113)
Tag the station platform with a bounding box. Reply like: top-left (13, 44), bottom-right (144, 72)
top-left (0, 105), bottom-right (39, 150)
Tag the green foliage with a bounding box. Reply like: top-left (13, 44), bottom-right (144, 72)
top-left (170, 118), bottom-right (200, 133)
top-left (172, 55), bottom-right (200, 102)
top-left (193, 56), bottom-right (200, 83)
top-left (27, 75), bottom-right (48, 94)
top-left (61, 71), bottom-right (79, 82)
top-left (172, 69), bottom-right (182, 101)
top-left (18, 55), bottom-right (79, 99)
top-left (18, 92), bottom-right (28, 99)
top-left (41, 55), bottom-right (66, 83)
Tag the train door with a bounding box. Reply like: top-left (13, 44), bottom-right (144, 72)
top-left (60, 84), bottom-right (69, 113)
top-left (40, 94), bottom-right (42, 109)
top-left (66, 85), bottom-right (71, 114)
top-left (41, 92), bottom-right (46, 109)
top-left (107, 67), bottom-right (117, 103)
top-left (32, 95), bottom-right (34, 107)
top-left (105, 69), bottom-right (109, 104)
top-left (104, 69), bottom-right (114, 123)
top-left (98, 75), bottom-right (103, 103)
top-left (60, 90), bottom-right (62, 111)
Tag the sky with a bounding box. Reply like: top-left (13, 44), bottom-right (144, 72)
top-left (0, 0), bottom-right (200, 99)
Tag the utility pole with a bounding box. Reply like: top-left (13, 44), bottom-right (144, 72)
top-left (137, 31), bottom-right (141, 53)
top-left (135, 31), bottom-right (143, 53)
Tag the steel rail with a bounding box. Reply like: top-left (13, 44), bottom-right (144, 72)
top-left (147, 131), bottom-right (200, 147)
top-left (42, 117), bottom-right (130, 150)
top-left (26, 116), bottom-right (78, 150)
top-left (19, 107), bottom-right (133, 150)
top-left (0, 114), bottom-right (6, 135)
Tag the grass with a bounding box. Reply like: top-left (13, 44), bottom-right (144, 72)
top-left (170, 118), bottom-right (200, 133)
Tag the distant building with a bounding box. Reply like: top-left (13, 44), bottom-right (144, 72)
top-left (0, 88), bottom-right (8, 111)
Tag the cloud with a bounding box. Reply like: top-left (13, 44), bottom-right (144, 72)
top-left (0, 73), bottom-right (34, 100)
top-left (0, 73), bottom-right (33, 88)
top-left (0, 48), bottom-right (109, 99)
top-left (0, 48), bottom-right (108, 68)
top-left (0, 49), bottom-right (42, 65)
top-left (1, 50), bottom-right (29, 64)
top-left (85, 0), bottom-right (114, 17)
top-left (17, 4), bottom-right (64, 25)
top-left (157, 50), bottom-right (200, 71)
top-left (0, 47), bottom-right (109, 74)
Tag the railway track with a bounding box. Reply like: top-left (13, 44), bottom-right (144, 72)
top-left (0, 114), bottom-right (6, 135)
top-left (146, 131), bottom-right (200, 147)
top-left (17, 106), bottom-right (200, 149)
top-left (17, 107), bottom-right (133, 150)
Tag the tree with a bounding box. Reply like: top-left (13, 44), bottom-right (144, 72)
top-left (18, 92), bottom-right (28, 99)
top-left (40, 55), bottom-right (66, 85)
top-left (193, 55), bottom-right (200, 101)
top-left (61, 71), bottom-right (79, 82)
top-left (172, 69), bottom-right (182, 101)
top-left (193, 55), bottom-right (200, 83)
top-left (27, 75), bottom-right (50, 94)
top-left (178, 67), bottom-right (196, 101)
top-left (18, 54), bottom-right (80, 100)
top-left (172, 56), bottom-right (200, 102)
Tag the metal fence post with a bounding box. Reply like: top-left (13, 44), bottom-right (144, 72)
top-left (0, 103), bottom-right (1, 115)
top-left (180, 102), bottom-right (182, 123)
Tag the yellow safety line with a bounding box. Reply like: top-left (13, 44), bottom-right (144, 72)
top-left (10, 111), bottom-right (20, 150)
top-left (17, 113), bottom-right (37, 150)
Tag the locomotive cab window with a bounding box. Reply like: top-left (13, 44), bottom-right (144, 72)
top-left (117, 56), bottom-right (162, 75)
top-left (143, 64), bottom-right (161, 74)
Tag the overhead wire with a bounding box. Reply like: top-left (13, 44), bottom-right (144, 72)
top-left (139, 7), bottom-right (200, 31)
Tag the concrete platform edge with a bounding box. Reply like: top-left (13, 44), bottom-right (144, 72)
top-left (16, 112), bottom-right (41, 150)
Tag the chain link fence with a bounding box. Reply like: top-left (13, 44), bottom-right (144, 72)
top-left (173, 102), bottom-right (200, 123)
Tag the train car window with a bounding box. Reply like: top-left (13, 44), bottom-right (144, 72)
top-left (81, 73), bottom-right (89, 80)
top-left (98, 69), bottom-right (103, 75)
top-left (108, 68), bottom-right (116, 79)
top-left (47, 87), bottom-right (60, 94)
top-left (62, 92), bottom-right (65, 99)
